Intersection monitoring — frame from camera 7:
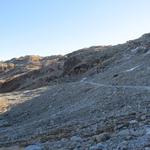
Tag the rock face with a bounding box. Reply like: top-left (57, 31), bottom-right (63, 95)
top-left (0, 55), bottom-right (65, 93)
top-left (0, 33), bottom-right (150, 150)
top-left (0, 63), bottom-right (15, 72)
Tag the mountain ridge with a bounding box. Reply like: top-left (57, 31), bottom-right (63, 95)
top-left (1, 33), bottom-right (150, 93)
top-left (0, 33), bottom-right (150, 150)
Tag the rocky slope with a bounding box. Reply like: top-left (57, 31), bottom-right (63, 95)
top-left (0, 55), bottom-right (65, 92)
top-left (0, 33), bottom-right (150, 150)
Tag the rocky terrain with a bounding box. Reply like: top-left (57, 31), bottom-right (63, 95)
top-left (0, 33), bottom-right (150, 150)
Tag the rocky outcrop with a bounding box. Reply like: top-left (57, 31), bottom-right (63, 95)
top-left (0, 63), bottom-right (15, 72)
top-left (63, 46), bottom-right (114, 75)
top-left (0, 55), bottom-right (65, 93)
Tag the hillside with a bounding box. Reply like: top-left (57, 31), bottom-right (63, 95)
top-left (0, 33), bottom-right (150, 150)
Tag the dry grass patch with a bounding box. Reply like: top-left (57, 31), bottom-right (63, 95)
top-left (0, 98), bottom-right (9, 113)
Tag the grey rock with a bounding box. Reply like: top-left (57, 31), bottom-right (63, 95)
top-left (70, 136), bottom-right (83, 142)
top-left (89, 143), bottom-right (107, 150)
top-left (92, 133), bottom-right (110, 142)
top-left (25, 145), bottom-right (43, 150)
top-left (116, 141), bottom-right (128, 150)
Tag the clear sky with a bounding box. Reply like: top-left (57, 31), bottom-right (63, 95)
top-left (0, 0), bottom-right (150, 60)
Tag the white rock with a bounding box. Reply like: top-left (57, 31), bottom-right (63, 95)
top-left (125, 65), bottom-right (140, 72)
top-left (80, 77), bottom-right (87, 82)
top-left (129, 120), bottom-right (138, 124)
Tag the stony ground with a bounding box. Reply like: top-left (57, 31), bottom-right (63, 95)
top-left (0, 33), bottom-right (150, 150)
top-left (0, 81), bottom-right (150, 150)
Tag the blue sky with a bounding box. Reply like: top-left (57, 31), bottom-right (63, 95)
top-left (0, 0), bottom-right (150, 60)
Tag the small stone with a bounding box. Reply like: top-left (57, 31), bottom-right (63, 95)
top-left (146, 127), bottom-right (150, 135)
top-left (92, 133), bottom-right (110, 142)
top-left (141, 115), bottom-right (146, 120)
top-left (125, 135), bottom-right (132, 140)
top-left (129, 120), bottom-right (138, 124)
top-left (117, 141), bottom-right (128, 150)
top-left (89, 143), bottom-right (107, 150)
top-left (70, 136), bottom-right (82, 142)
top-left (61, 138), bottom-right (68, 142)
top-left (117, 129), bottom-right (129, 136)
top-left (25, 145), bottom-right (42, 150)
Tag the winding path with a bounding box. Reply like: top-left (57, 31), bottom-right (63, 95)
top-left (83, 81), bottom-right (150, 90)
